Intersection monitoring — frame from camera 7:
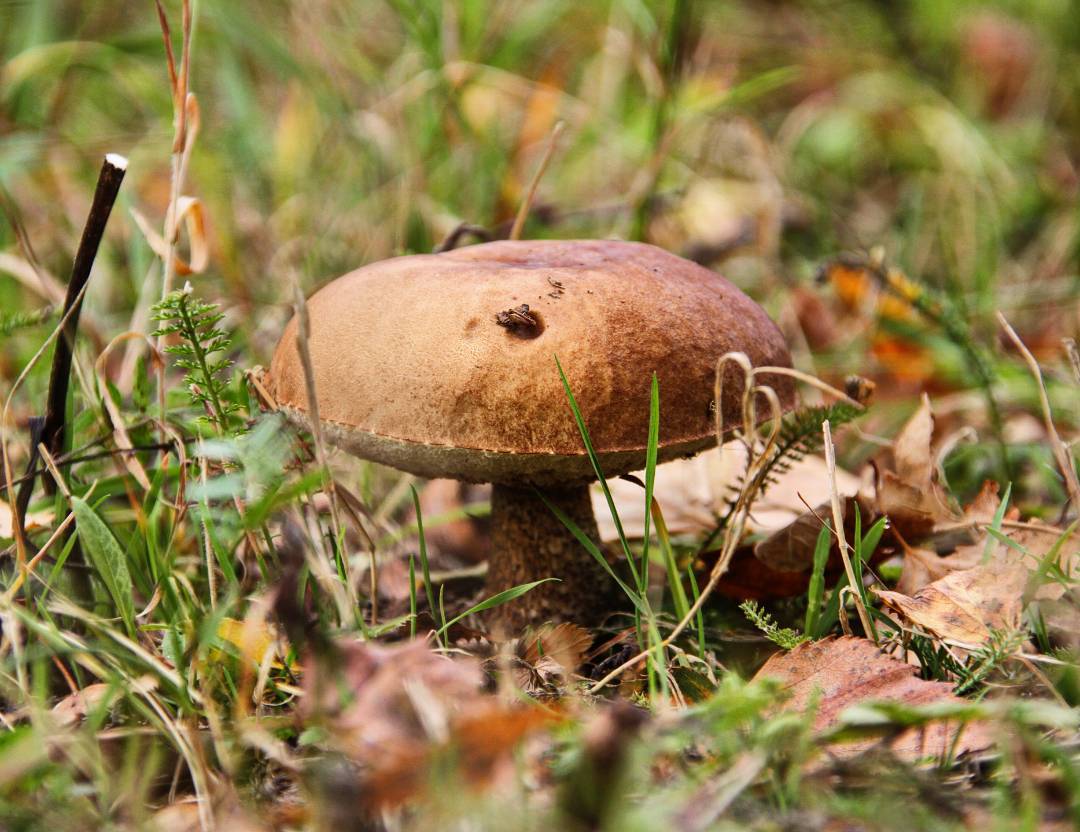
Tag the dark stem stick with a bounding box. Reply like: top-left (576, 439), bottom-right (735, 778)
top-left (14, 155), bottom-right (127, 552)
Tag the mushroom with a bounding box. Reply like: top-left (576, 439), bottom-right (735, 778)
top-left (264, 239), bottom-right (794, 629)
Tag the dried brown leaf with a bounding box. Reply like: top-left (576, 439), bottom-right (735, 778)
top-left (874, 396), bottom-right (960, 538)
top-left (753, 636), bottom-right (992, 760)
top-left (0, 500), bottom-right (52, 538)
top-left (594, 443), bottom-right (860, 542)
top-left (876, 559), bottom-right (1026, 646)
top-left (301, 640), bottom-right (483, 756)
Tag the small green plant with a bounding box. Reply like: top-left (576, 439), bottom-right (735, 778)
top-left (741, 600), bottom-right (808, 650)
top-left (151, 286), bottom-right (240, 434)
top-left (955, 628), bottom-right (1027, 696)
top-left (0, 304), bottom-right (55, 337)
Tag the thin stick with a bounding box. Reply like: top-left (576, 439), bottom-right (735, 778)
top-left (10, 155), bottom-right (126, 603)
top-left (998, 312), bottom-right (1080, 511)
top-left (1, 279), bottom-right (93, 575)
top-left (18, 155), bottom-right (127, 505)
top-left (823, 419), bottom-right (875, 640)
top-left (509, 120), bottom-right (564, 241)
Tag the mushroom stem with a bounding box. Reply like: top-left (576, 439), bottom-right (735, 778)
top-left (486, 483), bottom-right (616, 630)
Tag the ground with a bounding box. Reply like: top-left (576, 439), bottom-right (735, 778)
top-left (1, 1), bottom-right (1080, 829)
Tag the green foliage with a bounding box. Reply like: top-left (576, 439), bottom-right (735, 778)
top-left (71, 496), bottom-right (136, 636)
top-left (151, 288), bottom-right (239, 434)
top-left (759, 402), bottom-right (863, 493)
top-left (740, 600), bottom-right (808, 650)
top-left (0, 304), bottom-right (54, 337)
top-left (955, 628), bottom-right (1028, 696)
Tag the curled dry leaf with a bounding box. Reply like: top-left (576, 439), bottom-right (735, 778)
top-left (130, 195), bottom-right (209, 276)
top-left (875, 560), bottom-right (1026, 646)
top-left (753, 636), bottom-right (992, 761)
top-left (0, 500), bottom-right (53, 538)
top-left (513, 622), bottom-right (593, 695)
top-left (522, 622), bottom-right (592, 673)
top-left (874, 395), bottom-right (961, 539)
top-left (885, 480), bottom-right (1077, 646)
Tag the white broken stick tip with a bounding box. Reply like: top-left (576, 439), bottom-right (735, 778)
top-left (104, 153), bottom-right (129, 171)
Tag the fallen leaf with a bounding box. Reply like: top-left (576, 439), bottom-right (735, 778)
top-left (511, 622), bottom-right (594, 695)
top-left (302, 639), bottom-right (554, 810)
top-left (216, 616), bottom-right (280, 669)
top-left (522, 622), bottom-right (592, 674)
top-left (875, 558), bottom-right (1026, 646)
top-left (874, 396), bottom-right (961, 539)
top-left (302, 639), bottom-right (483, 755)
top-left (754, 496), bottom-right (862, 573)
top-left (753, 636), bottom-right (992, 760)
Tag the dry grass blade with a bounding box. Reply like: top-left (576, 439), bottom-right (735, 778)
top-left (509, 120), bottom-right (565, 241)
top-left (823, 420), bottom-right (875, 640)
top-left (290, 281), bottom-right (349, 598)
top-left (997, 312), bottom-right (1080, 512)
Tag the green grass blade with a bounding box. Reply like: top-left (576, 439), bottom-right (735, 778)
top-left (686, 563), bottom-right (706, 660)
top-left (982, 482), bottom-right (1012, 564)
top-left (641, 373), bottom-right (660, 595)
top-left (72, 496), bottom-right (135, 635)
top-left (408, 552), bottom-right (418, 640)
top-left (653, 499), bottom-right (690, 620)
top-left (804, 525), bottom-right (831, 637)
top-left (554, 355), bottom-right (640, 588)
top-left (409, 485), bottom-right (443, 645)
top-left (435, 579), bottom-right (558, 637)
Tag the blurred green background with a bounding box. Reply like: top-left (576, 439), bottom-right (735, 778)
top-left (2, 0), bottom-right (1079, 439)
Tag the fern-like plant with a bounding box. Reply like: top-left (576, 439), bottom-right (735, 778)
top-left (753, 401), bottom-right (862, 493)
top-left (152, 286), bottom-right (239, 434)
top-left (0, 304), bottom-right (56, 337)
top-left (954, 628), bottom-right (1026, 695)
top-left (700, 401), bottom-right (863, 552)
top-left (741, 600), bottom-right (808, 650)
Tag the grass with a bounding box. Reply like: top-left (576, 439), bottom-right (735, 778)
top-left (2, 0), bottom-right (1080, 828)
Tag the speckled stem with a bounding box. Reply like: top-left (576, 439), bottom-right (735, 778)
top-left (486, 483), bottom-right (617, 632)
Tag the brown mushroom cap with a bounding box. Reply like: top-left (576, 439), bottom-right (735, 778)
top-left (266, 239), bottom-right (795, 485)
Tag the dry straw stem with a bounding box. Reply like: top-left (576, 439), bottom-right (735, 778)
top-left (94, 332), bottom-right (163, 490)
top-left (997, 312), bottom-right (1080, 512)
top-left (290, 281), bottom-right (356, 612)
top-left (509, 120), bottom-right (565, 241)
top-left (822, 419), bottom-right (876, 641)
top-left (152, 0), bottom-right (198, 427)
